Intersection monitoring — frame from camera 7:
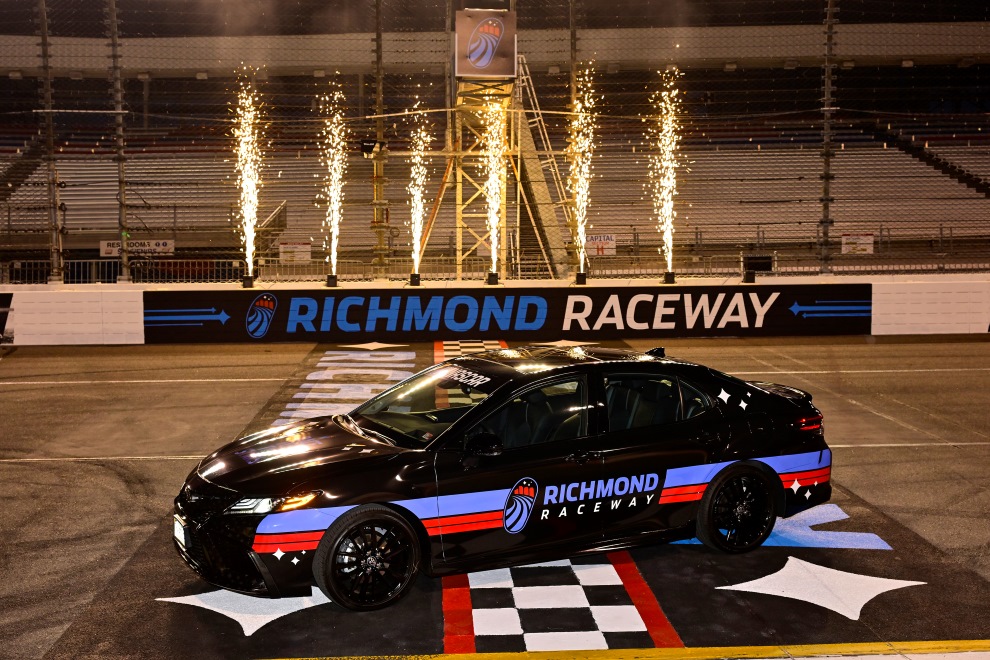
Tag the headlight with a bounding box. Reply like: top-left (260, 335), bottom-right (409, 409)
top-left (226, 491), bottom-right (321, 515)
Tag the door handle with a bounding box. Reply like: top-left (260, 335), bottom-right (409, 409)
top-left (566, 450), bottom-right (602, 465)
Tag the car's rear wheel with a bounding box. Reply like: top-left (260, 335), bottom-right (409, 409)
top-left (313, 505), bottom-right (421, 611)
top-left (696, 465), bottom-right (777, 553)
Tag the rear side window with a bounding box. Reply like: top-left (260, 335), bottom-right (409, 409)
top-left (679, 378), bottom-right (711, 419)
top-left (604, 373), bottom-right (712, 431)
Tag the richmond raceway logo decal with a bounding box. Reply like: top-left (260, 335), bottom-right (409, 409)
top-left (247, 293), bottom-right (277, 339)
top-left (467, 17), bottom-right (504, 69)
top-left (503, 478), bottom-right (538, 534)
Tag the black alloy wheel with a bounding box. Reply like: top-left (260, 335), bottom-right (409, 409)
top-left (696, 466), bottom-right (777, 553)
top-left (313, 505), bottom-right (421, 611)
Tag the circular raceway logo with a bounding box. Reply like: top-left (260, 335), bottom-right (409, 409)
top-left (503, 477), bottom-right (538, 534)
top-left (246, 293), bottom-right (277, 339)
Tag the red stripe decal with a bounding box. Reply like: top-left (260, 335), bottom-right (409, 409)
top-left (659, 484), bottom-right (707, 497)
top-left (608, 550), bottom-right (684, 648)
top-left (780, 467), bottom-right (831, 483)
top-left (252, 531), bottom-right (325, 545)
top-left (658, 493), bottom-right (705, 504)
top-left (442, 574), bottom-right (475, 654)
top-left (422, 510), bottom-right (503, 530)
top-left (252, 540), bottom-right (321, 553)
top-left (429, 519), bottom-right (504, 536)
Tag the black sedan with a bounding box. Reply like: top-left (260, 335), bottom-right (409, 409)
top-left (172, 345), bottom-right (831, 610)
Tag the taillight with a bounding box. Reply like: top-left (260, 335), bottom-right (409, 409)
top-left (796, 414), bottom-right (823, 431)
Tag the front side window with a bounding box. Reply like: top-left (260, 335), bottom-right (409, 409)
top-left (352, 362), bottom-right (504, 446)
top-left (468, 377), bottom-right (588, 450)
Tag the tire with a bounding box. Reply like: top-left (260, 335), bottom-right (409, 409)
top-left (312, 505), bottom-right (422, 611)
top-left (696, 465), bottom-right (777, 553)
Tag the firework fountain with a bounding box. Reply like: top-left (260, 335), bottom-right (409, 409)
top-left (480, 100), bottom-right (507, 283)
top-left (646, 66), bottom-right (683, 281)
top-left (566, 65), bottom-right (598, 283)
top-left (233, 70), bottom-right (264, 286)
top-left (406, 102), bottom-right (432, 285)
top-left (317, 81), bottom-right (349, 287)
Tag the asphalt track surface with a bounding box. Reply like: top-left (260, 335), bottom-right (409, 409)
top-left (1, 336), bottom-right (989, 659)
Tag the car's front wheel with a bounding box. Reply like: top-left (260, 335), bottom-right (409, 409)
top-left (696, 465), bottom-right (777, 553)
top-left (313, 505), bottom-right (421, 611)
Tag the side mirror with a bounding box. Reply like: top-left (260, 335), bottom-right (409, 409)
top-left (466, 432), bottom-right (503, 457)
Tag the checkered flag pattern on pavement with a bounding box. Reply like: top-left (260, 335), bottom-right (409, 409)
top-left (467, 557), bottom-right (653, 652)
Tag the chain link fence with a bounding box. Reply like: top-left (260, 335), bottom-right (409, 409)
top-left (0, 0), bottom-right (988, 283)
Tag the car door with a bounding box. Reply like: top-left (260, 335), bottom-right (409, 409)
top-left (595, 370), bottom-right (720, 539)
top-left (431, 374), bottom-right (605, 569)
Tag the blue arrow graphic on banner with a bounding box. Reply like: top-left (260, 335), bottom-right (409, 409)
top-left (790, 300), bottom-right (871, 318)
top-left (145, 308), bottom-right (230, 326)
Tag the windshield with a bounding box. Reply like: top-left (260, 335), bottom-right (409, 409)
top-left (351, 362), bottom-right (504, 447)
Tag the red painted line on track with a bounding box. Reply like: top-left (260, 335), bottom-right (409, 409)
top-left (608, 550), bottom-right (684, 648)
top-left (442, 573), bottom-right (476, 654)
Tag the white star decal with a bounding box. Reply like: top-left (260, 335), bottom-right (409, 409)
top-left (805, 490), bottom-right (811, 500)
top-left (717, 556), bottom-right (925, 620)
top-left (534, 339), bottom-right (598, 347)
top-left (273, 548), bottom-right (285, 561)
top-left (718, 389), bottom-right (731, 404)
top-left (291, 556), bottom-right (300, 565)
top-left (739, 400), bottom-right (748, 410)
top-left (790, 479), bottom-right (801, 494)
top-left (157, 587), bottom-right (331, 636)
top-left (337, 342), bottom-right (408, 350)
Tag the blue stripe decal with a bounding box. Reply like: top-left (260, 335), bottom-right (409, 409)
top-left (256, 505), bottom-right (355, 534)
top-left (256, 451), bottom-right (829, 535)
top-left (662, 450), bottom-right (830, 490)
top-left (434, 489), bottom-right (511, 517)
top-left (390, 489), bottom-right (511, 520)
top-left (757, 449), bottom-right (831, 474)
top-left (256, 489), bottom-right (511, 534)
top-left (662, 461), bottom-right (733, 488)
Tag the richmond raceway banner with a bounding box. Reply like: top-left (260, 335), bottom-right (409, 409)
top-left (142, 284), bottom-right (872, 343)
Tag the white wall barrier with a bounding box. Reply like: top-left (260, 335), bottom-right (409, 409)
top-left (0, 290), bottom-right (144, 345)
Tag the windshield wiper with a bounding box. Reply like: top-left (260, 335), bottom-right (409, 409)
top-left (334, 414), bottom-right (395, 446)
top-left (360, 426), bottom-right (396, 446)
top-left (334, 414), bottom-right (364, 436)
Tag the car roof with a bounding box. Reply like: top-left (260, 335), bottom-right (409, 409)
top-left (449, 345), bottom-right (696, 380)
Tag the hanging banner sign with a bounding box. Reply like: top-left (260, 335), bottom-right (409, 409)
top-left (143, 284), bottom-right (872, 344)
top-left (455, 10), bottom-right (517, 78)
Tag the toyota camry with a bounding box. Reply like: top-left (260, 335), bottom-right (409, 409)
top-left (172, 345), bottom-right (831, 610)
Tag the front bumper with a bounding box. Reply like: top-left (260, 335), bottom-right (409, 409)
top-left (171, 474), bottom-right (315, 598)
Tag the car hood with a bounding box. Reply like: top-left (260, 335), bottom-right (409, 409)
top-left (195, 417), bottom-right (406, 493)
